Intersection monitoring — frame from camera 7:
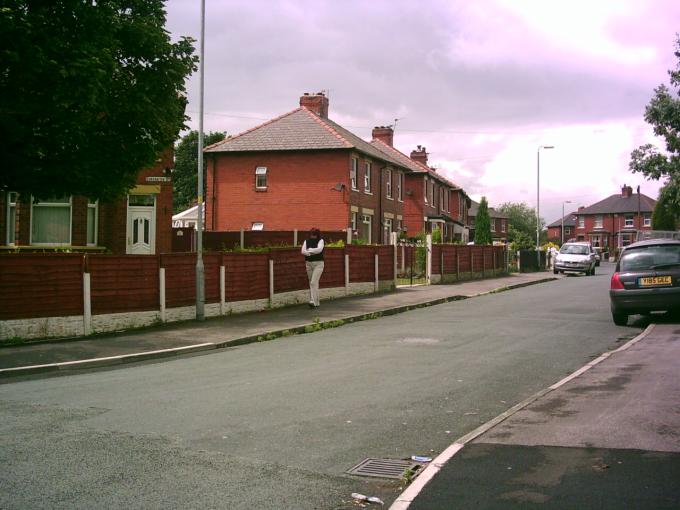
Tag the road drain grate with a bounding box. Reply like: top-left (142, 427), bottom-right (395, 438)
top-left (346, 458), bottom-right (422, 479)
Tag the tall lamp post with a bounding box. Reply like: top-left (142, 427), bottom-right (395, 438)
top-left (536, 145), bottom-right (554, 268)
top-left (561, 200), bottom-right (572, 246)
top-left (195, 0), bottom-right (206, 320)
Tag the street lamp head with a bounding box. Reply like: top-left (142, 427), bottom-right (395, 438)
top-left (540, 145), bottom-right (555, 150)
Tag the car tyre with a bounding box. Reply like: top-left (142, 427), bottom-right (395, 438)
top-left (553, 268), bottom-right (558, 274)
top-left (590, 265), bottom-right (595, 276)
top-left (612, 310), bottom-right (628, 326)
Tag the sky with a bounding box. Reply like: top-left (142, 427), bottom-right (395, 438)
top-left (165, 0), bottom-right (679, 224)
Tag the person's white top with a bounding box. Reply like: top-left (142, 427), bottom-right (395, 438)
top-left (301, 239), bottom-right (324, 257)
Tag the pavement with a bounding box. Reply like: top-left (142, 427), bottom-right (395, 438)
top-left (397, 321), bottom-right (680, 510)
top-left (0, 271), bottom-right (555, 378)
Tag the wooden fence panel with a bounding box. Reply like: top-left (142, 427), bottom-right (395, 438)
top-left (0, 254), bottom-right (83, 319)
top-left (162, 253), bottom-right (196, 308)
top-left (347, 245), bottom-right (375, 283)
top-left (224, 252), bottom-right (269, 301)
top-left (89, 255), bottom-right (158, 314)
top-left (272, 248), bottom-right (308, 293)
top-left (320, 248), bottom-right (345, 288)
top-left (377, 245), bottom-right (394, 280)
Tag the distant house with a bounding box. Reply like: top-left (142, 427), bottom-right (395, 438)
top-left (468, 200), bottom-right (509, 244)
top-left (369, 134), bottom-right (470, 243)
top-left (204, 92), bottom-right (416, 245)
top-left (571, 185), bottom-right (655, 250)
top-left (172, 203), bottom-right (204, 229)
top-left (547, 213), bottom-right (577, 244)
top-left (1, 151), bottom-right (174, 254)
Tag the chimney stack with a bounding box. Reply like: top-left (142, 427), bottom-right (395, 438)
top-left (299, 92), bottom-right (329, 118)
top-left (410, 145), bottom-right (428, 166)
top-left (621, 184), bottom-right (633, 198)
top-left (372, 125), bottom-right (394, 147)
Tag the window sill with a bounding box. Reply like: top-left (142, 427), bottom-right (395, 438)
top-left (386, 197), bottom-right (394, 201)
top-left (255, 187), bottom-right (268, 192)
top-left (364, 191), bottom-right (373, 195)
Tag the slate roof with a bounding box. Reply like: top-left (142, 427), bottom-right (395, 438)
top-left (205, 107), bottom-right (405, 167)
top-left (577, 193), bottom-right (656, 215)
top-left (468, 200), bottom-right (508, 219)
top-left (547, 213), bottom-right (577, 228)
top-left (369, 139), bottom-right (462, 190)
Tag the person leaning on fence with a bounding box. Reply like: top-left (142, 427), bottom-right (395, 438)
top-left (301, 228), bottom-right (325, 308)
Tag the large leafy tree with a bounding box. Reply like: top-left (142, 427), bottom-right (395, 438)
top-left (652, 188), bottom-right (678, 230)
top-left (474, 197), bottom-right (492, 245)
top-left (630, 36), bottom-right (680, 215)
top-left (0, 1), bottom-right (197, 201)
top-left (173, 130), bottom-right (226, 213)
top-left (496, 201), bottom-right (546, 244)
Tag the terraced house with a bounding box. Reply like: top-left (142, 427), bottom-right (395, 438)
top-left (468, 200), bottom-right (509, 244)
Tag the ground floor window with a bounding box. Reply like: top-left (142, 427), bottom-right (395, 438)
top-left (31, 196), bottom-right (71, 244)
top-left (6, 191), bottom-right (17, 245)
top-left (87, 199), bottom-right (98, 245)
top-left (383, 217), bottom-right (393, 244)
top-left (361, 214), bottom-right (372, 244)
top-left (619, 232), bottom-right (635, 247)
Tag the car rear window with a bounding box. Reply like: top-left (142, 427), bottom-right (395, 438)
top-left (620, 245), bottom-right (680, 271)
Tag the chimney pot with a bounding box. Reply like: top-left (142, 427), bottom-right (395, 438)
top-left (410, 145), bottom-right (428, 166)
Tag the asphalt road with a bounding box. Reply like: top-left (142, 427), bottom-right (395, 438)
top-left (0, 263), bottom-right (639, 509)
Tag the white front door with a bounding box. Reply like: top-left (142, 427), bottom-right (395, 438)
top-left (127, 197), bottom-right (156, 254)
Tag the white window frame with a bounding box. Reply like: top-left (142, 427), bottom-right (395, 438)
top-left (643, 214), bottom-right (651, 227)
top-left (351, 211), bottom-right (357, 231)
top-left (430, 181), bottom-right (434, 205)
top-left (251, 222), bottom-right (264, 231)
top-left (594, 215), bottom-right (603, 229)
top-left (590, 234), bottom-right (601, 247)
top-left (350, 158), bottom-right (358, 190)
top-left (397, 173), bottom-right (403, 201)
top-left (383, 217), bottom-right (393, 244)
top-left (255, 166), bottom-right (268, 189)
top-left (87, 199), bottom-right (99, 246)
top-left (6, 191), bottom-right (17, 245)
top-left (491, 218), bottom-right (496, 232)
top-left (364, 162), bottom-right (372, 193)
top-left (578, 215), bottom-right (585, 228)
top-left (565, 226), bottom-right (571, 235)
top-left (30, 195), bottom-right (72, 246)
top-left (386, 169), bottom-right (393, 199)
top-left (501, 219), bottom-right (506, 233)
top-left (624, 214), bottom-right (634, 227)
top-left (423, 177), bottom-right (428, 203)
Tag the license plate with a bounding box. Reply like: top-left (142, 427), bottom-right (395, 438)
top-left (639, 276), bottom-right (672, 287)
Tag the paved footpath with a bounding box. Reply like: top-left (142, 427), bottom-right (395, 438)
top-left (0, 272), bottom-right (554, 377)
top-left (399, 322), bottom-right (680, 510)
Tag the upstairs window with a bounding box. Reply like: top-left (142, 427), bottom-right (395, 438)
top-left (429, 181), bottom-right (434, 205)
top-left (364, 162), bottom-right (372, 193)
top-left (643, 214), bottom-right (651, 227)
top-left (423, 177), bottom-right (428, 203)
top-left (491, 219), bottom-right (496, 232)
top-left (501, 219), bottom-right (506, 232)
top-left (624, 214), bottom-right (634, 227)
top-left (594, 215), bottom-right (603, 228)
top-left (578, 216), bottom-right (585, 228)
top-left (255, 166), bottom-right (268, 189)
top-left (31, 196), bottom-right (72, 245)
top-left (350, 158), bottom-right (358, 190)
top-left (386, 169), bottom-right (393, 198)
top-left (87, 199), bottom-right (98, 246)
top-left (397, 173), bottom-right (403, 201)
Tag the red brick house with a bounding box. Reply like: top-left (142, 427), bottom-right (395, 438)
top-left (369, 133), bottom-right (470, 243)
top-left (571, 185), bottom-right (655, 250)
top-left (204, 93), bottom-right (413, 244)
top-left (547, 212), bottom-right (577, 244)
top-left (468, 200), bottom-right (509, 244)
top-left (1, 151), bottom-right (174, 254)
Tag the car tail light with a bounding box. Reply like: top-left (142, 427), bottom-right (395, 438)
top-left (611, 272), bottom-right (624, 290)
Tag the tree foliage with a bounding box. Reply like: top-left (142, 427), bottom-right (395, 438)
top-left (474, 197), bottom-right (492, 245)
top-left (496, 201), bottom-right (546, 245)
top-left (173, 130), bottom-right (226, 213)
top-left (0, 1), bottom-right (197, 200)
top-left (652, 188), bottom-right (678, 230)
top-left (630, 36), bottom-right (680, 215)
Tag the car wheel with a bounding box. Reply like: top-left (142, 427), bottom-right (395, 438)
top-left (590, 265), bottom-right (595, 276)
top-left (612, 310), bottom-right (628, 326)
top-left (553, 268), bottom-right (558, 274)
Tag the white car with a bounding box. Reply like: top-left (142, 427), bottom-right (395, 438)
top-left (554, 242), bottom-right (597, 276)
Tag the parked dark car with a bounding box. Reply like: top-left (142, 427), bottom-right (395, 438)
top-left (609, 239), bottom-right (680, 325)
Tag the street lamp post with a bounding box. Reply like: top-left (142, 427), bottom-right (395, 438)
top-left (195, 0), bottom-right (206, 320)
top-left (537, 145), bottom-right (554, 269)
top-left (561, 200), bottom-right (572, 246)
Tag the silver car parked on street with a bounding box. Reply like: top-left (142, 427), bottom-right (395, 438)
top-left (554, 242), bottom-right (597, 276)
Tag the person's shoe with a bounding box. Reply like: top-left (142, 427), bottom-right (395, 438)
top-left (308, 303), bottom-right (315, 309)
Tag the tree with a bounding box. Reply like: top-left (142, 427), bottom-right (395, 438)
top-left (0, 1), bottom-right (196, 201)
top-left (652, 188), bottom-right (678, 230)
top-left (496, 201), bottom-right (546, 245)
top-left (173, 130), bottom-right (226, 213)
top-left (474, 197), bottom-right (492, 245)
top-left (629, 36), bottom-right (680, 215)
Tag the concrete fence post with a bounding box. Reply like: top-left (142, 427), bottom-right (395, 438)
top-left (345, 251), bottom-right (350, 295)
top-left (346, 228), bottom-right (352, 246)
top-left (426, 234), bottom-right (432, 285)
top-left (401, 244), bottom-right (405, 274)
top-left (219, 265), bottom-right (226, 315)
top-left (374, 252), bottom-right (379, 292)
top-left (293, 229), bottom-right (298, 247)
top-left (240, 228), bottom-right (245, 250)
top-left (159, 267), bottom-right (166, 322)
top-left (268, 258), bottom-right (274, 306)
top-left (83, 272), bottom-right (92, 336)
top-left (391, 232), bottom-right (398, 289)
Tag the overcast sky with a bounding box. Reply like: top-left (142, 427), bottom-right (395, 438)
top-left (165, 0), bottom-right (679, 223)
